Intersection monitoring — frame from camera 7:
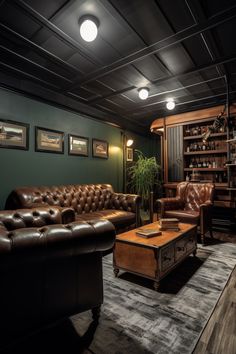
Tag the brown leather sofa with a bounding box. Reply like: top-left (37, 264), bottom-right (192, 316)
top-left (0, 206), bottom-right (115, 349)
top-left (5, 184), bottom-right (141, 232)
top-left (157, 182), bottom-right (215, 244)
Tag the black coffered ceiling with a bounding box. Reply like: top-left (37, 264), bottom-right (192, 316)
top-left (0, 0), bottom-right (236, 134)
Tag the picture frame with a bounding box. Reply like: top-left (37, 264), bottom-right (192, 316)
top-left (0, 119), bottom-right (29, 150)
top-left (35, 126), bottom-right (64, 154)
top-left (126, 147), bottom-right (133, 162)
top-left (92, 139), bottom-right (109, 159)
top-left (68, 134), bottom-right (89, 156)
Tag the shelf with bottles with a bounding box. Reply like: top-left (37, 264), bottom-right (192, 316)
top-left (183, 132), bottom-right (227, 140)
top-left (184, 120), bottom-right (227, 139)
top-left (184, 149), bottom-right (227, 155)
top-left (184, 168), bottom-right (225, 172)
top-left (184, 135), bottom-right (227, 153)
top-left (185, 155), bottom-right (227, 169)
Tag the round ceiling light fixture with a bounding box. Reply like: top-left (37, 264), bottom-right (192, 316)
top-left (166, 98), bottom-right (176, 110)
top-left (79, 16), bottom-right (99, 42)
top-left (138, 87), bottom-right (149, 100)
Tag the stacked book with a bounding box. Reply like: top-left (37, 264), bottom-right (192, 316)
top-left (159, 218), bottom-right (180, 231)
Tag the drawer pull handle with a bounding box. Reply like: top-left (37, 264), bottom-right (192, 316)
top-left (177, 246), bottom-right (185, 251)
top-left (164, 256), bottom-right (172, 261)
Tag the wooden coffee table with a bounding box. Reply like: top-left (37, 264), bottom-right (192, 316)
top-left (113, 222), bottom-right (197, 290)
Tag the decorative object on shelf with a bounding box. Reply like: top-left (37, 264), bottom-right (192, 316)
top-left (68, 134), bottom-right (89, 156)
top-left (0, 119), bottom-right (29, 150)
top-left (92, 139), bottom-right (109, 159)
top-left (202, 105), bottom-right (227, 142)
top-left (35, 126), bottom-right (64, 154)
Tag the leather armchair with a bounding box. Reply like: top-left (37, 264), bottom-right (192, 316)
top-left (0, 206), bottom-right (116, 349)
top-left (157, 182), bottom-right (215, 244)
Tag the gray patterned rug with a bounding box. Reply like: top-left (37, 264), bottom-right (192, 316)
top-left (4, 242), bottom-right (236, 354)
top-left (72, 242), bottom-right (236, 354)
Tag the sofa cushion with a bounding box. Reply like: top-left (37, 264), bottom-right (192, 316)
top-left (75, 210), bottom-right (136, 228)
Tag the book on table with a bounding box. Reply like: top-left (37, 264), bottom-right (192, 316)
top-left (159, 218), bottom-right (179, 231)
top-left (136, 228), bottom-right (162, 238)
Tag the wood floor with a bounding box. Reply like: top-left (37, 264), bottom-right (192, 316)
top-left (193, 231), bottom-right (236, 354)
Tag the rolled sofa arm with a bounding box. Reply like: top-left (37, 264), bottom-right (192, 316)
top-left (111, 192), bottom-right (141, 227)
top-left (0, 219), bottom-right (116, 261)
top-left (157, 197), bottom-right (184, 217)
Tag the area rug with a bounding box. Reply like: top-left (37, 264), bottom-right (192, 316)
top-left (71, 242), bottom-right (236, 354)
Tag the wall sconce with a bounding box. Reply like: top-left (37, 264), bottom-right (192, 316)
top-left (79, 15), bottom-right (99, 42)
top-left (126, 138), bottom-right (134, 147)
top-left (138, 87), bottom-right (149, 100)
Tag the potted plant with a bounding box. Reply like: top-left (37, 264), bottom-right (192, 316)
top-left (127, 150), bottom-right (161, 223)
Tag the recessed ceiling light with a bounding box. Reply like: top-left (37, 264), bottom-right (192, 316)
top-left (138, 87), bottom-right (149, 100)
top-left (79, 16), bottom-right (99, 42)
top-left (166, 99), bottom-right (176, 110)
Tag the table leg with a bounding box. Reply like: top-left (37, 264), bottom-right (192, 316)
top-left (113, 268), bottom-right (119, 277)
top-left (193, 249), bottom-right (197, 257)
top-left (154, 281), bottom-right (160, 291)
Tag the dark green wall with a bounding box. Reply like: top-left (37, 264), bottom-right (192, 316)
top-left (0, 88), bottom-right (159, 209)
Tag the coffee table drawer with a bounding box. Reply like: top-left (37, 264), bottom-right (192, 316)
top-left (175, 238), bottom-right (186, 261)
top-left (160, 245), bottom-right (174, 273)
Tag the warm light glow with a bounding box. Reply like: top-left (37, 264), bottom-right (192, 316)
top-left (126, 139), bottom-right (134, 147)
top-left (79, 17), bottom-right (98, 42)
top-left (166, 99), bottom-right (175, 110)
top-left (138, 88), bottom-right (149, 100)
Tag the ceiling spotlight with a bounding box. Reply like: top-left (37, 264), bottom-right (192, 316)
top-left (138, 87), bottom-right (149, 100)
top-left (79, 16), bottom-right (99, 42)
top-left (166, 99), bottom-right (176, 110)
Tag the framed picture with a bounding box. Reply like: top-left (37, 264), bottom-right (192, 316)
top-left (126, 147), bottom-right (133, 162)
top-left (92, 139), bottom-right (109, 159)
top-left (68, 134), bottom-right (89, 156)
top-left (0, 119), bottom-right (29, 150)
top-left (35, 126), bottom-right (64, 154)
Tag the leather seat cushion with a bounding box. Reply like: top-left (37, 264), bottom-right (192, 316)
top-left (164, 210), bottom-right (199, 224)
top-left (75, 210), bottom-right (136, 227)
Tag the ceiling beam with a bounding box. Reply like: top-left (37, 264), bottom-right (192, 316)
top-left (0, 23), bottom-right (83, 76)
top-left (0, 45), bottom-right (73, 84)
top-left (88, 53), bottom-right (236, 104)
top-left (67, 3), bottom-right (236, 90)
top-left (11, 0), bottom-right (101, 66)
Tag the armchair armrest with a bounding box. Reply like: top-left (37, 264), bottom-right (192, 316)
top-left (157, 197), bottom-right (184, 217)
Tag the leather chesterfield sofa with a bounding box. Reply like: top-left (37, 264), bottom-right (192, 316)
top-left (0, 206), bottom-right (115, 349)
top-left (5, 184), bottom-right (141, 232)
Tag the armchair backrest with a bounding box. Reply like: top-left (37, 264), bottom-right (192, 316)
top-left (176, 182), bottom-right (215, 211)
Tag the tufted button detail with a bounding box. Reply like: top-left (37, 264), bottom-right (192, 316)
top-left (49, 209), bottom-right (54, 215)
top-left (32, 211), bottom-right (39, 217)
top-left (14, 213), bottom-right (20, 218)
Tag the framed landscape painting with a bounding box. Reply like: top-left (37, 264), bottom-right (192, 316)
top-left (92, 139), bottom-right (109, 159)
top-left (68, 134), bottom-right (89, 156)
top-left (35, 126), bottom-right (64, 154)
top-left (126, 147), bottom-right (133, 162)
top-left (0, 119), bottom-right (29, 150)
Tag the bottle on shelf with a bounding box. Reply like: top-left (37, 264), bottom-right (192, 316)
top-left (186, 173), bottom-right (190, 181)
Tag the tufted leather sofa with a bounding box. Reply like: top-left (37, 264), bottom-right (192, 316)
top-left (157, 182), bottom-right (215, 245)
top-left (5, 184), bottom-right (141, 232)
top-left (0, 206), bottom-right (115, 349)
